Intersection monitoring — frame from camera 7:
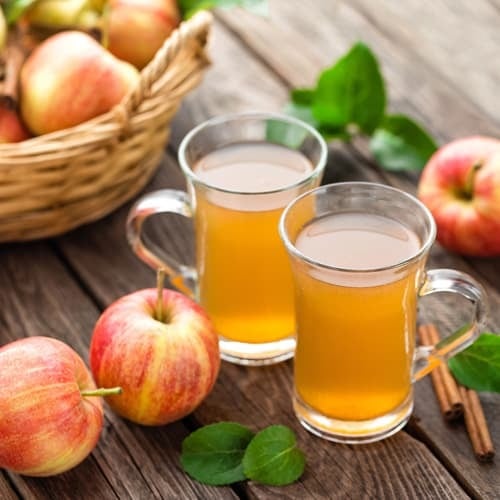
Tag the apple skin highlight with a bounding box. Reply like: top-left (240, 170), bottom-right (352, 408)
top-left (418, 136), bottom-right (500, 257)
top-left (90, 288), bottom-right (220, 426)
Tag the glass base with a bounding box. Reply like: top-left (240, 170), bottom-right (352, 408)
top-left (294, 390), bottom-right (413, 444)
top-left (219, 335), bottom-right (296, 366)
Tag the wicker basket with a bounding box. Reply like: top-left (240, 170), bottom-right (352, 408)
top-left (0, 11), bottom-right (212, 242)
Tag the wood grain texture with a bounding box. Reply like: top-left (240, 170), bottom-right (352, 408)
top-left (216, 0), bottom-right (500, 143)
top-left (0, 473), bottom-right (19, 500)
top-left (0, 243), bottom-right (236, 500)
top-left (349, 0), bottom-right (500, 127)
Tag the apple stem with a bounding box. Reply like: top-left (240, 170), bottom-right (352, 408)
top-left (463, 161), bottom-right (482, 200)
top-left (81, 387), bottom-right (122, 398)
top-left (155, 268), bottom-right (165, 322)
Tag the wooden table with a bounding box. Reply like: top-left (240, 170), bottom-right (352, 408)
top-left (1, 1), bottom-right (499, 498)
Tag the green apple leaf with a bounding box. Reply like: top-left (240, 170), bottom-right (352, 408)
top-left (369, 114), bottom-right (438, 171)
top-left (291, 88), bottom-right (315, 107)
top-left (312, 42), bottom-right (386, 135)
top-left (181, 422), bottom-right (254, 485)
top-left (448, 333), bottom-right (500, 393)
top-left (282, 102), bottom-right (350, 141)
top-left (242, 425), bottom-right (305, 486)
top-left (179, 0), bottom-right (267, 19)
top-left (3, 0), bottom-right (38, 24)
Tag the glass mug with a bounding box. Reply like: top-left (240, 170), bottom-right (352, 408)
top-left (127, 113), bottom-right (327, 365)
top-left (279, 182), bottom-right (487, 443)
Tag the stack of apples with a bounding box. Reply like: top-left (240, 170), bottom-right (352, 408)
top-left (0, 285), bottom-right (220, 477)
top-left (0, 0), bottom-right (180, 143)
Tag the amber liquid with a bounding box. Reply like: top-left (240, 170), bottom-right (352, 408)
top-left (193, 142), bottom-right (314, 343)
top-left (293, 212), bottom-right (421, 421)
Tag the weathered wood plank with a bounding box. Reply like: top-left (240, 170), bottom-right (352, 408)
top-left (0, 473), bottom-right (19, 500)
top-left (0, 243), bottom-right (237, 500)
top-left (216, 0), bottom-right (500, 143)
top-left (349, 0), bottom-right (500, 128)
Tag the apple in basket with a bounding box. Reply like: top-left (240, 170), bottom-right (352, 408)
top-left (23, 0), bottom-right (101, 29)
top-left (0, 107), bottom-right (31, 143)
top-left (0, 8), bottom-right (6, 51)
top-left (89, 272), bottom-right (220, 426)
top-left (0, 336), bottom-right (121, 476)
top-left (20, 30), bottom-right (139, 135)
top-left (417, 136), bottom-right (500, 256)
top-left (107, 0), bottom-right (181, 69)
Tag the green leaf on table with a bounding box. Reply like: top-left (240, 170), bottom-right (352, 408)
top-left (242, 425), bottom-right (305, 486)
top-left (282, 102), bottom-right (350, 141)
top-left (312, 42), bottom-right (386, 135)
top-left (3, 0), bottom-right (38, 24)
top-left (179, 0), bottom-right (268, 19)
top-left (448, 333), bottom-right (500, 392)
top-left (291, 88), bottom-right (315, 107)
top-left (181, 422), bottom-right (254, 485)
top-left (369, 114), bottom-right (438, 171)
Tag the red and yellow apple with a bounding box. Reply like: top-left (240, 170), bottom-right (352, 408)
top-left (20, 30), bottom-right (139, 135)
top-left (89, 288), bottom-right (220, 426)
top-left (0, 107), bottom-right (31, 143)
top-left (417, 136), bottom-right (500, 256)
top-left (107, 0), bottom-right (180, 69)
top-left (0, 336), bottom-right (118, 477)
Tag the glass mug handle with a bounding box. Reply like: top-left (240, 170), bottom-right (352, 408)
top-left (413, 268), bottom-right (488, 381)
top-left (126, 189), bottom-right (197, 298)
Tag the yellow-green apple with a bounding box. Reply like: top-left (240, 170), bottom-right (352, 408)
top-left (0, 336), bottom-right (120, 477)
top-left (107, 0), bottom-right (180, 69)
top-left (24, 0), bottom-right (102, 28)
top-left (0, 107), bottom-right (31, 143)
top-left (0, 8), bottom-right (6, 51)
top-left (20, 30), bottom-right (139, 135)
top-left (89, 288), bottom-right (220, 426)
top-left (417, 136), bottom-right (500, 256)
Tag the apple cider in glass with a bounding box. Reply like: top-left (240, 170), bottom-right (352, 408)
top-left (293, 212), bottom-right (421, 421)
top-left (127, 113), bottom-right (327, 365)
top-left (192, 142), bottom-right (314, 344)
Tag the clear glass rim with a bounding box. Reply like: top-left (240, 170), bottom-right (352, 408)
top-left (278, 181), bottom-right (437, 274)
top-left (177, 112), bottom-right (328, 196)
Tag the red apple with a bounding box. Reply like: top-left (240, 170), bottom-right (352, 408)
top-left (0, 336), bottom-right (118, 476)
top-left (107, 0), bottom-right (180, 69)
top-left (89, 288), bottom-right (220, 426)
top-left (417, 136), bottom-right (500, 256)
top-left (0, 106), bottom-right (31, 143)
top-left (20, 30), bottom-right (139, 135)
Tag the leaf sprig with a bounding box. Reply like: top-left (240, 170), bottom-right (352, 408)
top-left (448, 333), bottom-right (500, 393)
top-left (285, 42), bottom-right (438, 172)
top-left (181, 422), bottom-right (305, 486)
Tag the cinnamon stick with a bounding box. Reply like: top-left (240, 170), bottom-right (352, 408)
top-left (419, 323), bottom-right (495, 462)
top-left (418, 324), bottom-right (463, 421)
top-left (459, 385), bottom-right (495, 462)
